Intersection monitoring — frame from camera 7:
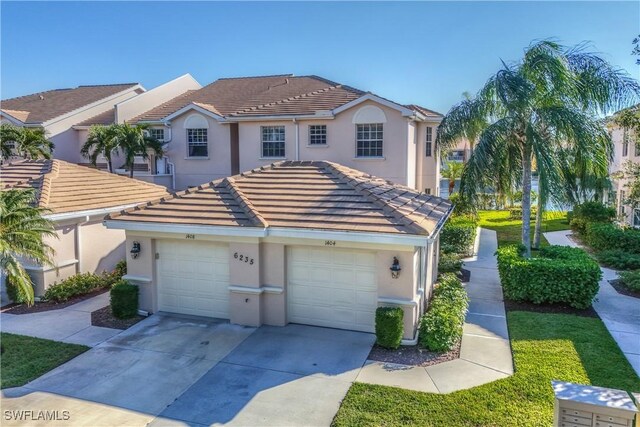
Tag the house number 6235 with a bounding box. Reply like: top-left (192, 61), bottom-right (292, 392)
top-left (234, 252), bottom-right (254, 265)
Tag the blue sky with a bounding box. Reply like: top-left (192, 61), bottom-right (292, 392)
top-left (2, 1), bottom-right (638, 113)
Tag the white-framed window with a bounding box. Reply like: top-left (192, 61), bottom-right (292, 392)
top-left (356, 123), bottom-right (383, 157)
top-left (425, 127), bottom-right (433, 157)
top-left (261, 126), bottom-right (285, 158)
top-left (634, 209), bottom-right (640, 227)
top-left (187, 128), bottom-right (208, 157)
top-left (309, 125), bottom-right (327, 145)
top-left (623, 129), bottom-right (629, 157)
top-left (149, 128), bottom-right (165, 142)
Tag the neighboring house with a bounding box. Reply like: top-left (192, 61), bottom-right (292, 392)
top-left (608, 120), bottom-right (639, 226)
top-left (104, 161), bottom-right (452, 341)
top-left (0, 159), bottom-right (168, 299)
top-left (129, 74), bottom-right (444, 194)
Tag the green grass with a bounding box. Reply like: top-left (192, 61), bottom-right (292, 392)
top-left (333, 311), bottom-right (640, 427)
top-left (0, 333), bottom-right (88, 389)
top-left (478, 210), bottom-right (570, 247)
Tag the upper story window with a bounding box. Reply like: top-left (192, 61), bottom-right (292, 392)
top-left (634, 209), bottom-right (640, 227)
top-left (149, 128), bottom-right (165, 142)
top-left (448, 150), bottom-right (465, 162)
top-left (623, 129), bottom-right (629, 157)
top-left (187, 128), bottom-right (208, 157)
top-left (309, 125), bottom-right (327, 145)
top-left (425, 127), bottom-right (433, 157)
top-left (356, 123), bottom-right (383, 157)
top-left (261, 126), bottom-right (285, 158)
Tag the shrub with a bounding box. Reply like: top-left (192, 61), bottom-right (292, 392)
top-left (110, 280), bottom-right (138, 319)
top-left (496, 245), bottom-right (601, 309)
top-left (375, 307), bottom-right (404, 349)
top-left (112, 259), bottom-right (127, 279)
top-left (618, 270), bottom-right (640, 292)
top-left (419, 274), bottom-right (469, 352)
top-left (440, 217), bottom-right (478, 255)
top-left (570, 201), bottom-right (616, 233)
top-left (448, 193), bottom-right (477, 218)
top-left (44, 272), bottom-right (110, 303)
top-left (584, 222), bottom-right (640, 254)
top-left (438, 252), bottom-right (463, 274)
top-left (508, 206), bottom-right (537, 220)
top-left (596, 250), bottom-right (640, 270)
top-left (5, 277), bottom-right (30, 304)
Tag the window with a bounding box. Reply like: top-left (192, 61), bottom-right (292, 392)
top-left (425, 127), bottom-right (433, 157)
top-left (356, 123), bottom-right (383, 157)
top-left (261, 126), bottom-right (285, 158)
top-left (620, 190), bottom-right (626, 215)
top-left (149, 128), bottom-right (165, 142)
top-left (309, 125), bottom-right (327, 145)
top-left (623, 129), bottom-right (629, 157)
top-left (424, 188), bottom-right (432, 195)
top-left (634, 209), bottom-right (640, 227)
top-left (447, 150), bottom-right (465, 162)
top-left (187, 128), bottom-right (208, 157)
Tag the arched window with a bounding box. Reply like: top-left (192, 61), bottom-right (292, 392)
top-left (353, 105), bottom-right (386, 158)
top-left (184, 114), bottom-right (209, 157)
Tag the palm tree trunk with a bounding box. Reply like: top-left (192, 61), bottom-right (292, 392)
top-left (533, 192), bottom-right (544, 249)
top-left (521, 144), bottom-right (532, 258)
top-left (449, 179), bottom-right (455, 195)
top-left (107, 156), bottom-right (113, 174)
top-left (129, 164), bottom-right (134, 178)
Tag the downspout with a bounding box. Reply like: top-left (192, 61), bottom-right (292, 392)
top-left (164, 122), bottom-right (175, 190)
top-left (293, 118), bottom-right (300, 161)
top-left (75, 216), bottom-right (90, 274)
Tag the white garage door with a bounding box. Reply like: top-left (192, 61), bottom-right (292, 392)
top-left (156, 240), bottom-right (229, 319)
top-left (287, 246), bottom-right (378, 333)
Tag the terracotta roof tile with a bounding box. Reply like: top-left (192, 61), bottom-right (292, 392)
top-left (405, 104), bottom-right (444, 118)
top-left (1, 84), bottom-right (140, 124)
top-left (75, 109), bottom-right (116, 126)
top-left (1, 159), bottom-right (169, 214)
top-left (108, 161), bottom-right (453, 236)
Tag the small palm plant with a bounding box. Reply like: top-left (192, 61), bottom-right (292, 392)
top-left (0, 189), bottom-right (57, 306)
top-left (0, 124), bottom-right (54, 160)
top-left (441, 160), bottom-right (465, 196)
top-left (81, 125), bottom-right (120, 172)
top-left (113, 124), bottom-right (164, 178)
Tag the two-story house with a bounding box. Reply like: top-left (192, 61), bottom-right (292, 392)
top-left (608, 112), bottom-right (639, 227)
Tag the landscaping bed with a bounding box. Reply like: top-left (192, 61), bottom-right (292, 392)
top-left (368, 341), bottom-right (460, 367)
top-left (608, 279), bottom-right (640, 299)
top-left (1, 288), bottom-right (108, 315)
top-left (91, 306), bottom-right (145, 330)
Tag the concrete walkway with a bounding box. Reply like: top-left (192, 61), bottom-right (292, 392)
top-left (357, 228), bottom-right (514, 393)
top-left (544, 230), bottom-right (640, 376)
top-left (0, 292), bottom-right (120, 347)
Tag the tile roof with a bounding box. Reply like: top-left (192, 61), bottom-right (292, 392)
top-left (108, 161), bottom-right (453, 237)
top-left (1, 159), bottom-right (169, 215)
top-left (75, 109), bottom-right (116, 127)
top-left (1, 84), bottom-right (140, 124)
top-left (405, 104), bottom-right (444, 119)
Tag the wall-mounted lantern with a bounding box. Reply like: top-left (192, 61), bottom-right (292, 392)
top-left (130, 241), bottom-right (141, 259)
top-left (390, 257), bottom-right (401, 279)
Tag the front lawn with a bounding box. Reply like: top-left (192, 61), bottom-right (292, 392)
top-left (0, 333), bottom-right (89, 389)
top-left (478, 210), bottom-right (569, 247)
top-left (333, 311), bottom-right (640, 427)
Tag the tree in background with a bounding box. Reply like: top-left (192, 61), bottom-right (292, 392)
top-left (0, 124), bottom-right (54, 160)
top-left (112, 124), bottom-right (164, 178)
top-left (81, 125), bottom-right (120, 173)
top-left (441, 160), bottom-right (465, 195)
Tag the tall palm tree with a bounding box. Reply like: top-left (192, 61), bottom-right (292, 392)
top-left (441, 160), bottom-right (465, 196)
top-left (113, 124), bottom-right (164, 178)
top-left (81, 125), bottom-right (120, 172)
top-left (438, 40), bottom-right (639, 257)
top-left (0, 189), bottom-right (57, 306)
top-left (0, 124), bottom-right (54, 160)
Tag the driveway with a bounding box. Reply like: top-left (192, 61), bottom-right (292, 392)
top-left (4, 314), bottom-right (374, 426)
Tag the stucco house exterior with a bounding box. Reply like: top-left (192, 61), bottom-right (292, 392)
top-left (1, 159), bottom-right (168, 299)
top-left (608, 119), bottom-right (639, 226)
top-left (104, 161), bottom-right (452, 342)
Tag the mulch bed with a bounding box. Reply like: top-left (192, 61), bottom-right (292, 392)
top-left (1, 288), bottom-right (109, 315)
top-left (367, 341), bottom-right (460, 367)
top-left (609, 279), bottom-right (640, 299)
top-left (504, 299), bottom-right (599, 318)
top-left (457, 268), bottom-right (471, 283)
top-left (91, 306), bottom-right (145, 330)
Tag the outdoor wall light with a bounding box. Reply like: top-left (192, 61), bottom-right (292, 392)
top-left (130, 241), bottom-right (141, 259)
top-left (390, 257), bottom-right (401, 279)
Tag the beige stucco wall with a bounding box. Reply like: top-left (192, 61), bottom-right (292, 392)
top-left (415, 122), bottom-right (441, 195)
top-left (609, 125), bottom-right (638, 226)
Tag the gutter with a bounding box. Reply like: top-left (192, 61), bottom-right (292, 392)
top-left (46, 203), bottom-right (143, 222)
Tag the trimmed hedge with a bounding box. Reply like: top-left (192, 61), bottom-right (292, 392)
top-left (618, 270), bottom-right (640, 292)
top-left (110, 280), bottom-right (138, 319)
top-left (570, 202), bottom-right (616, 233)
top-left (438, 252), bottom-right (463, 274)
top-left (596, 250), bottom-right (640, 270)
top-left (375, 307), bottom-right (404, 349)
top-left (44, 273), bottom-right (111, 303)
top-left (419, 274), bottom-right (469, 352)
top-left (440, 217), bottom-right (478, 255)
top-left (508, 206), bottom-right (537, 220)
top-left (584, 222), bottom-right (640, 254)
top-left (496, 245), bottom-right (601, 309)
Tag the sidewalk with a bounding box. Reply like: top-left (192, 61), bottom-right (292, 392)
top-left (544, 230), bottom-right (640, 376)
top-left (0, 292), bottom-right (121, 347)
top-left (356, 228), bottom-right (514, 393)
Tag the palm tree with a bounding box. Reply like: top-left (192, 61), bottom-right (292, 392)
top-left (81, 125), bottom-right (119, 172)
top-left (441, 160), bottom-right (465, 196)
top-left (113, 124), bottom-right (164, 178)
top-left (0, 189), bottom-right (57, 306)
top-left (438, 40), bottom-right (640, 257)
top-left (0, 124), bottom-right (54, 160)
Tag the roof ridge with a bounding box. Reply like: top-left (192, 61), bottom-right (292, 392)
top-left (231, 86), bottom-right (338, 116)
top-left (37, 160), bottom-right (59, 208)
top-left (321, 162), bottom-right (428, 235)
top-left (224, 176), bottom-right (269, 228)
top-left (216, 74), bottom-right (294, 81)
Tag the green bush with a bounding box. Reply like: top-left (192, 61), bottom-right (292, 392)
top-left (419, 274), bottom-right (469, 352)
top-left (584, 222), bottom-right (640, 254)
top-left (596, 250), bottom-right (640, 270)
top-left (440, 217), bottom-right (478, 255)
top-left (448, 193), bottom-right (477, 218)
top-left (570, 202), bottom-right (616, 233)
top-left (44, 273), bottom-right (110, 303)
top-left (618, 270), bottom-right (640, 292)
top-left (112, 259), bottom-right (127, 279)
top-left (5, 277), bottom-right (30, 304)
top-left (496, 245), bottom-right (601, 309)
top-left (508, 206), bottom-right (537, 220)
top-left (438, 252), bottom-right (463, 274)
top-left (375, 307), bottom-right (404, 349)
top-left (110, 280), bottom-right (138, 319)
